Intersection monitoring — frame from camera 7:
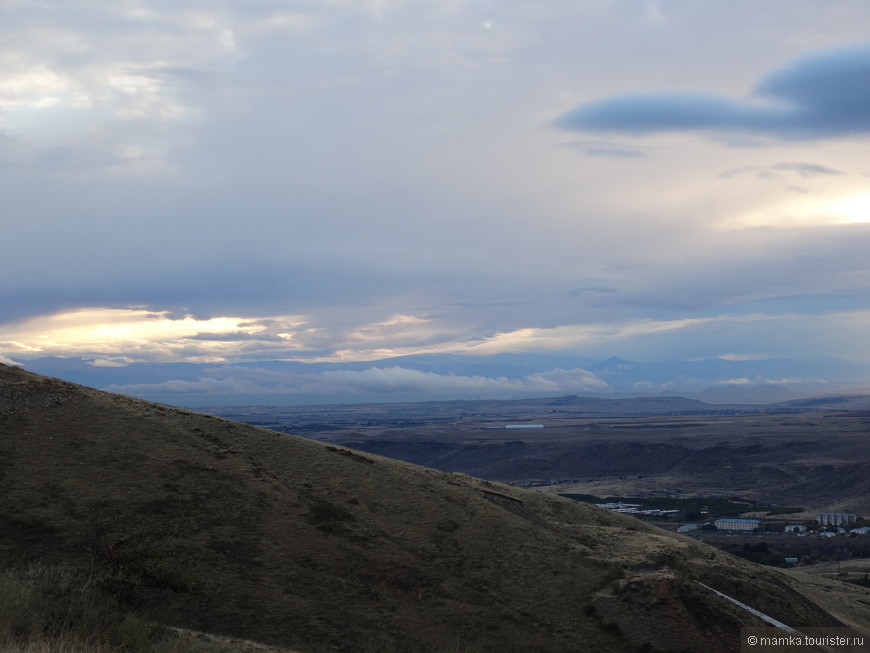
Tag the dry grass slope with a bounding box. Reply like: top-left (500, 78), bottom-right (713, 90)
top-left (0, 364), bottom-right (864, 652)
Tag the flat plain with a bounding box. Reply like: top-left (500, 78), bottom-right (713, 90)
top-left (208, 395), bottom-right (870, 517)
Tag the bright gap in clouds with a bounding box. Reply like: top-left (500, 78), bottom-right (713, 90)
top-left (830, 193), bottom-right (870, 224)
top-left (0, 308), bottom-right (302, 363)
top-left (720, 191), bottom-right (870, 229)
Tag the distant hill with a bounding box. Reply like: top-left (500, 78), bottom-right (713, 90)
top-left (774, 394), bottom-right (870, 412)
top-left (0, 364), bottom-right (866, 651)
top-left (677, 383), bottom-right (801, 404)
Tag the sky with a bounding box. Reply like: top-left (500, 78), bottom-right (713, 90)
top-left (3, 1), bottom-right (870, 401)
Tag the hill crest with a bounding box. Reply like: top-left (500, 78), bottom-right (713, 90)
top-left (0, 363), bottom-right (865, 651)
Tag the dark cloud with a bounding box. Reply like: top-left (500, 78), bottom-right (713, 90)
top-left (0, 251), bottom-right (405, 324)
top-left (555, 42), bottom-right (870, 140)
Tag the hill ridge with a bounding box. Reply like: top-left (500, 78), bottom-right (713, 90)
top-left (0, 363), bottom-right (863, 652)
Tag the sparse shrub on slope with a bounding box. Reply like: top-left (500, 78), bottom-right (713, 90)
top-left (0, 564), bottom-right (290, 653)
top-left (0, 563), bottom-right (162, 651)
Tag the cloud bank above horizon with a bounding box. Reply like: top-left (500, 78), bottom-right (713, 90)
top-left (100, 364), bottom-right (609, 403)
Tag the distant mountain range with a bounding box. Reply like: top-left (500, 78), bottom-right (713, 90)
top-left (18, 353), bottom-right (870, 406)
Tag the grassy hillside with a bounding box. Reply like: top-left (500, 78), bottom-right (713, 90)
top-left (0, 364), bottom-right (862, 652)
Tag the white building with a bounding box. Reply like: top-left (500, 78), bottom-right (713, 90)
top-left (784, 524), bottom-right (807, 534)
top-left (817, 513), bottom-right (857, 527)
top-left (714, 518), bottom-right (761, 532)
top-left (850, 526), bottom-right (870, 535)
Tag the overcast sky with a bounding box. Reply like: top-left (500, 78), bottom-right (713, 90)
top-left (3, 1), bottom-right (870, 376)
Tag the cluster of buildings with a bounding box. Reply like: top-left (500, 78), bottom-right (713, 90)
top-left (805, 513), bottom-right (869, 536)
top-left (787, 520), bottom-right (870, 537)
top-left (595, 501), bottom-right (680, 517)
top-left (676, 512), bottom-right (868, 535)
top-left (591, 501), bottom-right (868, 537)
top-left (707, 513), bottom-right (867, 534)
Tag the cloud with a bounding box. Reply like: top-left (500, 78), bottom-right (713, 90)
top-left (90, 357), bottom-right (136, 367)
top-left (8, 298), bottom-right (870, 370)
top-left (718, 162), bottom-right (843, 180)
top-left (103, 365), bottom-right (608, 401)
top-left (555, 42), bottom-right (870, 140)
top-left (186, 331), bottom-right (286, 342)
top-left (764, 378), bottom-right (819, 385)
top-left (717, 353), bottom-right (775, 361)
top-left (4, 2), bottom-right (870, 380)
top-left (0, 307), bottom-right (481, 364)
top-left (720, 378), bottom-right (752, 385)
top-left (0, 308), bottom-right (313, 362)
top-left (561, 140), bottom-right (648, 158)
top-left (457, 317), bottom-right (721, 355)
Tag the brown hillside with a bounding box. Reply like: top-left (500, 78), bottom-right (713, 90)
top-left (0, 364), bottom-right (859, 652)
